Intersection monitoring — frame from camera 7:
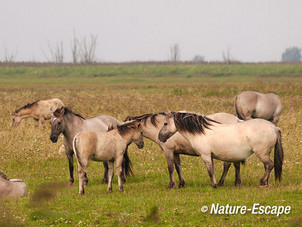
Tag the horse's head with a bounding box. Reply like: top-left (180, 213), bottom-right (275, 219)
top-left (158, 112), bottom-right (177, 143)
top-left (11, 112), bottom-right (22, 127)
top-left (131, 122), bottom-right (144, 149)
top-left (49, 107), bottom-right (65, 143)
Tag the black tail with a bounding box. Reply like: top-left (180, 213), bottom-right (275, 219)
top-left (234, 96), bottom-right (244, 120)
top-left (123, 145), bottom-right (133, 176)
top-left (274, 128), bottom-right (284, 182)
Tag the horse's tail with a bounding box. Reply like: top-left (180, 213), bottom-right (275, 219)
top-left (234, 95), bottom-right (244, 120)
top-left (73, 133), bottom-right (84, 169)
top-left (274, 127), bottom-right (284, 182)
top-left (123, 145), bottom-right (133, 176)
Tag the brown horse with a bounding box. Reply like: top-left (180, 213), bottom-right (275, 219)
top-left (49, 107), bottom-right (132, 186)
top-left (12, 98), bottom-right (64, 127)
top-left (235, 91), bottom-right (282, 125)
top-left (73, 120), bottom-right (144, 194)
top-left (0, 170), bottom-right (27, 198)
top-left (125, 112), bottom-right (242, 188)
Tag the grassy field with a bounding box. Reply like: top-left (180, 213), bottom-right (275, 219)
top-left (0, 63), bottom-right (301, 226)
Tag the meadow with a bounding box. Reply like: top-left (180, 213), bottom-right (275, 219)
top-left (0, 62), bottom-right (301, 226)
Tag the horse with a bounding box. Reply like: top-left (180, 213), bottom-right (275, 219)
top-left (158, 111), bottom-right (284, 188)
top-left (12, 98), bottom-right (65, 127)
top-left (49, 107), bottom-right (132, 186)
top-left (125, 112), bottom-right (241, 188)
top-left (73, 120), bottom-right (144, 194)
top-left (235, 91), bottom-right (282, 125)
top-left (0, 170), bottom-right (27, 198)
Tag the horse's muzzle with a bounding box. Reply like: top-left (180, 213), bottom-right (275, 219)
top-left (50, 135), bottom-right (58, 143)
top-left (158, 133), bottom-right (167, 143)
top-left (137, 141), bottom-right (144, 149)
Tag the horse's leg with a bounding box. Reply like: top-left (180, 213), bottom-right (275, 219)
top-left (77, 158), bottom-right (89, 195)
top-left (34, 118), bottom-right (39, 127)
top-left (164, 150), bottom-right (176, 189)
top-left (272, 115), bottom-right (279, 126)
top-left (39, 118), bottom-right (45, 128)
top-left (66, 151), bottom-right (74, 186)
top-left (217, 162), bottom-right (231, 187)
top-left (201, 155), bottom-right (217, 188)
top-left (107, 161), bottom-right (114, 193)
top-left (258, 156), bottom-right (274, 186)
top-left (121, 157), bottom-right (126, 184)
top-left (116, 156), bottom-right (125, 192)
top-left (101, 162), bottom-right (109, 184)
top-left (234, 162), bottom-right (241, 186)
top-left (174, 154), bottom-right (185, 188)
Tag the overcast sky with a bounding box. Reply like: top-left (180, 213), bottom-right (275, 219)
top-left (1, 0), bottom-right (302, 62)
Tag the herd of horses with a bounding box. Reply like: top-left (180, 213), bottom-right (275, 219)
top-left (0, 91), bottom-right (284, 197)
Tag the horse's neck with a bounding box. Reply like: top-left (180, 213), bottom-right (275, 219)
top-left (16, 108), bottom-right (35, 118)
top-left (141, 123), bottom-right (160, 143)
top-left (62, 116), bottom-right (84, 142)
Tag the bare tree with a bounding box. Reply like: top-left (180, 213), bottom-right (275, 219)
top-left (79, 34), bottom-right (98, 64)
top-left (169, 43), bottom-right (180, 62)
top-left (4, 48), bottom-right (17, 62)
top-left (43, 41), bottom-right (64, 63)
top-left (71, 29), bottom-right (80, 63)
top-left (222, 46), bottom-right (237, 64)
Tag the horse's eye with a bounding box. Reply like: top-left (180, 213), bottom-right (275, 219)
top-left (164, 123), bottom-right (168, 126)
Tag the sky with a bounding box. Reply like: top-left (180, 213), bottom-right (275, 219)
top-left (1, 0), bottom-right (302, 63)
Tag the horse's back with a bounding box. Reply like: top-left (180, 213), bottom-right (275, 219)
top-left (206, 112), bottom-right (240, 124)
top-left (83, 115), bottom-right (120, 133)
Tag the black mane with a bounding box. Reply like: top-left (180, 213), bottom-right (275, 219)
top-left (14, 100), bottom-right (39, 114)
top-left (173, 112), bottom-right (218, 134)
top-left (54, 107), bottom-right (85, 120)
top-left (124, 112), bottom-right (167, 127)
top-left (117, 120), bottom-right (139, 136)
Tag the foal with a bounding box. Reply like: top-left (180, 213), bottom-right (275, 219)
top-left (73, 120), bottom-right (144, 194)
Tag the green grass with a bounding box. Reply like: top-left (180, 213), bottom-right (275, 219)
top-left (0, 63), bottom-right (301, 226)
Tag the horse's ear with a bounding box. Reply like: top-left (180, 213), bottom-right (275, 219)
top-left (123, 116), bottom-right (132, 122)
top-left (54, 107), bottom-right (64, 117)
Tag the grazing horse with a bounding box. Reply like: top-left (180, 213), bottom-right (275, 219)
top-left (0, 170), bottom-right (27, 198)
top-left (125, 112), bottom-right (241, 188)
top-left (12, 98), bottom-right (64, 127)
top-left (158, 112), bottom-right (284, 188)
top-left (235, 91), bottom-right (282, 125)
top-left (73, 120), bottom-right (144, 194)
top-left (49, 107), bottom-right (132, 186)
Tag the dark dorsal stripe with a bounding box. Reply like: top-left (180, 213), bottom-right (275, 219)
top-left (14, 100), bottom-right (39, 114)
top-left (173, 112), bottom-right (218, 135)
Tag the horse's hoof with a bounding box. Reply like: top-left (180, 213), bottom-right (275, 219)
top-left (108, 188), bottom-right (113, 193)
top-left (212, 184), bottom-right (218, 189)
top-left (167, 183), bottom-right (175, 189)
top-left (235, 180), bottom-right (241, 186)
top-left (178, 181), bottom-right (186, 188)
top-left (79, 190), bottom-right (84, 195)
top-left (217, 182), bottom-right (224, 187)
top-left (101, 179), bottom-right (108, 184)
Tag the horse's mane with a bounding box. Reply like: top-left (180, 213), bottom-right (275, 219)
top-left (173, 112), bottom-right (218, 135)
top-left (54, 107), bottom-right (85, 120)
top-left (124, 112), bottom-right (167, 127)
top-left (0, 170), bottom-right (8, 180)
top-left (117, 120), bottom-right (139, 136)
top-left (14, 100), bottom-right (39, 114)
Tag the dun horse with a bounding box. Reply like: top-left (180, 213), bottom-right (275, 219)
top-left (0, 170), bottom-right (27, 198)
top-left (73, 120), bottom-right (144, 194)
top-left (158, 112), bottom-right (284, 188)
top-left (125, 112), bottom-right (241, 188)
top-left (235, 91), bottom-right (282, 125)
top-left (49, 107), bottom-right (132, 186)
top-left (12, 98), bottom-right (64, 127)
